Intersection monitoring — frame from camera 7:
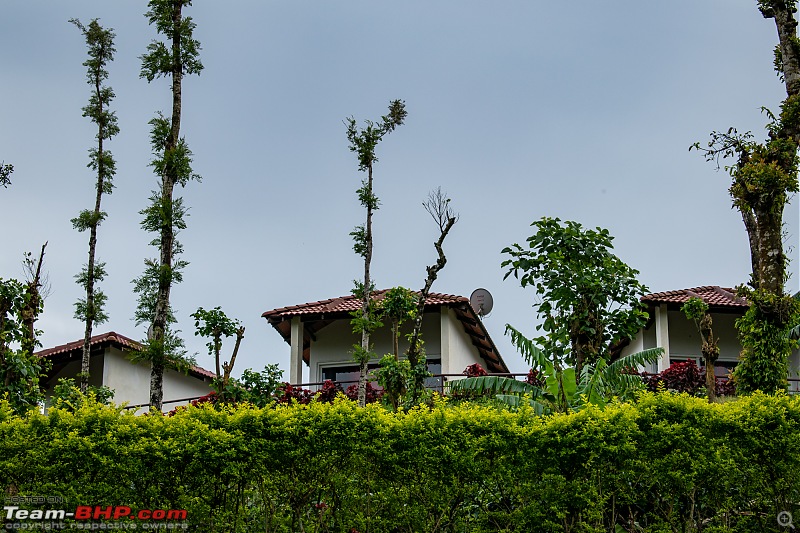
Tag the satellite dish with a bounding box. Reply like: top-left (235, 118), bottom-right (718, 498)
top-left (470, 288), bottom-right (493, 317)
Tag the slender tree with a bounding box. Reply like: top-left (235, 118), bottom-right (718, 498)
top-left (681, 297), bottom-right (721, 402)
top-left (134, 0), bottom-right (203, 411)
top-left (191, 306), bottom-right (245, 389)
top-left (20, 243), bottom-right (48, 359)
top-left (406, 187), bottom-right (458, 401)
top-left (70, 18), bottom-right (118, 392)
top-left (692, 1), bottom-right (800, 392)
top-left (346, 99), bottom-right (406, 407)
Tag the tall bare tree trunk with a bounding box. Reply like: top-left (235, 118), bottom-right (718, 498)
top-left (21, 243), bottom-right (47, 357)
top-left (81, 70), bottom-right (106, 392)
top-left (357, 163), bottom-right (374, 408)
top-left (150, 1), bottom-right (184, 412)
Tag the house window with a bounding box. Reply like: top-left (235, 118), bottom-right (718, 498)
top-left (321, 364), bottom-right (378, 388)
top-left (320, 358), bottom-right (443, 390)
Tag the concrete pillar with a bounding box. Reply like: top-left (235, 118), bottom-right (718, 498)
top-left (655, 303), bottom-right (671, 372)
top-left (440, 308), bottom-right (451, 374)
top-left (289, 316), bottom-right (304, 385)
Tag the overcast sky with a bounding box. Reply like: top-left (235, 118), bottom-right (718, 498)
top-left (2, 1), bottom-right (798, 381)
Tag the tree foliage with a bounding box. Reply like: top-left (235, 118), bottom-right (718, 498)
top-left (0, 162), bottom-right (12, 188)
top-left (0, 278), bottom-right (48, 414)
top-left (191, 306), bottom-right (244, 390)
top-left (501, 217), bottom-right (649, 377)
top-left (70, 18), bottom-right (118, 392)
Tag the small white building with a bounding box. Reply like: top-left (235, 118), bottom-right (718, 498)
top-left (262, 290), bottom-right (509, 389)
top-left (623, 285), bottom-right (800, 382)
top-left (37, 331), bottom-right (215, 413)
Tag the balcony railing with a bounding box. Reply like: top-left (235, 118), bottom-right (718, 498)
top-left (123, 374), bottom-right (800, 410)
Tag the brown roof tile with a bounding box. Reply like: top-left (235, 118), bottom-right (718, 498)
top-left (261, 289), bottom-right (467, 319)
top-left (642, 286), bottom-right (748, 309)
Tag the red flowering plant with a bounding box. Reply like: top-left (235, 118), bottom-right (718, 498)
top-left (344, 382), bottom-right (381, 404)
top-left (274, 383), bottom-right (314, 405)
top-left (463, 363), bottom-right (488, 377)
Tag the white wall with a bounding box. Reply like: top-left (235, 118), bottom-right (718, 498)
top-left (311, 312), bottom-right (441, 382)
top-left (100, 347), bottom-right (212, 414)
top-left (42, 347), bottom-right (211, 413)
top-left (440, 307), bottom-right (483, 377)
top-left (103, 347), bottom-right (151, 411)
top-left (667, 310), bottom-right (742, 363)
top-left (43, 354), bottom-right (105, 403)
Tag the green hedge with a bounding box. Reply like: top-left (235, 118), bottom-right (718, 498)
top-left (1, 392), bottom-right (799, 532)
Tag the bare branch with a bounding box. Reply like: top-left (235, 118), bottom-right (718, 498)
top-left (423, 186), bottom-right (459, 232)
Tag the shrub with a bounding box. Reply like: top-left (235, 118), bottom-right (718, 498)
top-left (644, 360), bottom-right (737, 398)
top-left (3, 393), bottom-right (800, 531)
top-left (644, 360), bottom-right (704, 394)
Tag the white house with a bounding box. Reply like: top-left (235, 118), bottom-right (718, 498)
top-left (261, 290), bottom-right (509, 389)
top-left (623, 285), bottom-right (800, 382)
top-left (37, 331), bottom-right (215, 413)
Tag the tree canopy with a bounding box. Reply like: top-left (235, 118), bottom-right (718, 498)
top-left (501, 217), bottom-right (649, 377)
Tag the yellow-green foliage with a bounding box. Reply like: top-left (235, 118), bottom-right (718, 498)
top-left (1, 393), bottom-right (799, 532)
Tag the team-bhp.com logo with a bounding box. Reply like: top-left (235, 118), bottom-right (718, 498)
top-left (5, 506), bottom-right (186, 521)
top-left (5, 505), bottom-right (187, 526)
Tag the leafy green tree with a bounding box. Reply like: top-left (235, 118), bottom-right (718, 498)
top-left (691, 1), bottom-right (800, 393)
top-left (346, 99), bottom-right (406, 407)
top-left (133, 0), bottom-right (203, 411)
top-left (191, 306), bottom-right (244, 390)
top-left (0, 278), bottom-right (49, 414)
top-left (501, 217), bottom-right (649, 379)
top-left (374, 287), bottom-right (416, 410)
top-left (681, 297), bottom-right (721, 402)
top-left (0, 162), bottom-right (12, 188)
top-left (70, 18), bottom-right (118, 393)
top-left (382, 286), bottom-right (417, 361)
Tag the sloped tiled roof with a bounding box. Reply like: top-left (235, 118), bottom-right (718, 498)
top-left (261, 290), bottom-right (466, 319)
top-left (36, 331), bottom-right (216, 380)
top-left (641, 286), bottom-right (748, 309)
top-left (262, 290), bottom-right (508, 373)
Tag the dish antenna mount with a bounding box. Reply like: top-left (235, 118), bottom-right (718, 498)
top-left (470, 288), bottom-right (493, 318)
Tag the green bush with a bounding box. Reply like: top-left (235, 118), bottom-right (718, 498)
top-left (1, 392), bottom-right (799, 532)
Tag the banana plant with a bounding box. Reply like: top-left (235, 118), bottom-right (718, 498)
top-left (449, 324), bottom-right (663, 414)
